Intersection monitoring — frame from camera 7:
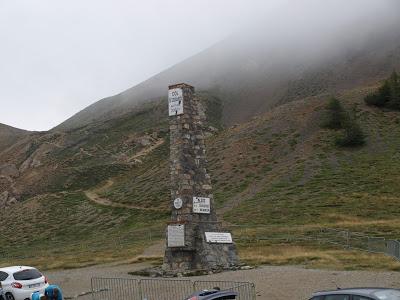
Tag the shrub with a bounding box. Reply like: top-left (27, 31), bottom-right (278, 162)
top-left (386, 71), bottom-right (400, 110)
top-left (365, 71), bottom-right (400, 109)
top-left (322, 97), bottom-right (346, 129)
top-left (322, 97), bottom-right (366, 147)
top-left (335, 111), bottom-right (365, 147)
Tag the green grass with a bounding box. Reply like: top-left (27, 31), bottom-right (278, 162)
top-left (0, 192), bottom-right (168, 269)
top-left (223, 86), bottom-right (400, 241)
top-left (99, 142), bottom-right (169, 207)
top-left (4, 83), bottom-right (400, 271)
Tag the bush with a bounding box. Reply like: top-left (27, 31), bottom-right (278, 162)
top-left (386, 71), bottom-right (400, 110)
top-left (322, 97), bottom-right (346, 129)
top-left (323, 97), bottom-right (366, 147)
top-left (365, 71), bottom-right (400, 109)
top-left (335, 113), bottom-right (365, 147)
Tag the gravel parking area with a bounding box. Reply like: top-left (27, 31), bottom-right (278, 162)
top-left (46, 263), bottom-right (400, 299)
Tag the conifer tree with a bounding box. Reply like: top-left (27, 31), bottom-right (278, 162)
top-left (335, 111), bottom-right (365, 147)
top-left (386, 71), bottom-right (400, 110)
top-left (365, 70), bottom-right (400, 109)
top-left (323, 97), bottom-right (345, 129)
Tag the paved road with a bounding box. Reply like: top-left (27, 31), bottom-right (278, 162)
top-left (46, 263), bottom-right (400, 300)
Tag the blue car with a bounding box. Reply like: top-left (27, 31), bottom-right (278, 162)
top-left (185, 289), bottom-right (237, 300)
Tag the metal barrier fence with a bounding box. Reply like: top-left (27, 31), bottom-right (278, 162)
top-left (91, 277), bottom-right (256, 300)
top-left (140, 278), bottom-right (192, 300)
top-left (317, 228), bottom-right (400, 260)
top-left (91, 278), bottom-right (141, 300)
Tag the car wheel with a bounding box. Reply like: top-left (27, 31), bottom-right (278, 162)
top-left (5, 293), bottom-right (15, 300)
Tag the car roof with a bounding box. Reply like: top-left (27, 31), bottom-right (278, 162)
top-left (188, 289), bottom-right (238, 299)
top-left (0, 266), bottom-right (36, 274)
top-left (313, 288), bottom-right (400, 298)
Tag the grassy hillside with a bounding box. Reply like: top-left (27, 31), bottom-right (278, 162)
top-left (0, 123), bottom-right (29, 153)
top-left (1, 81), bottom-right (400, 270)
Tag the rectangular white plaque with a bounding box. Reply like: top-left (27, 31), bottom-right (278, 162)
top-left (168, 224), bottom-right (185, 247)
top-left (193, 197), bottom-right (211, 214)
top-left (168, 88), bottom-right (184, 116)
top-left (205, 232), bottom-right (233, 244)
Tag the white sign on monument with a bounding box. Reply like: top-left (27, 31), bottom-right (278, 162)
top-left (174, 198), bottom-right (183, 209)
top-left (193, 197), bottom-right (211, 214)
top-left (205, 232), bottom-right (233, 244)
top-left (168, 224), bottom-right (185, 247)
top-left (168, 88), bottom-right (184, 116)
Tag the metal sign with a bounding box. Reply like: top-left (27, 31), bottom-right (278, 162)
top-left (174, 198), bottom-right (183, 209)
top-left (193, 197), bottom-right (210, 214)
top-left (205, 232), bottom-right (233, 244)
top-left (168, 88), bottom-right (184, 116)
top-left (168, 225), bottom-right (185, 247)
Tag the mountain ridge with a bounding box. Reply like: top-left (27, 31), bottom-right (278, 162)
top-left (54, 17), bottom-right (400, 131)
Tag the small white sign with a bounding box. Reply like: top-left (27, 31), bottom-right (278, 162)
top-left (168, 225), bottom-right (185, 247)
top-left (168, 88), bottom-right (184, 116)
top-left (205, 232), bottom-right (233, 244)
top-left (174, 198), bottom-right (183, 209)
top-left (193, 197), bottom-right (210, 214)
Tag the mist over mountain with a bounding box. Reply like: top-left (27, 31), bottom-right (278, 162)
top-left (55, 3), bottom-right (400, 131)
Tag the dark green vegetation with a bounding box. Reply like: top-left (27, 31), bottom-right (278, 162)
top-left (322, 97), bottom-right (365, 147)
top-left (223, 85), bottom-right (400, 238)
top-left (1, 80), bottom-right (400, 270)
top-left (322, 97), bottom-right (346, 130)
top-left (365, 71), bottom-right (400, 109)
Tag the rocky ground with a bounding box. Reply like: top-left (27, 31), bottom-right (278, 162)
top-left (46, 262), bottom-right (400, 300)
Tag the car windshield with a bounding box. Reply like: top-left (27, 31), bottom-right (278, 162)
top-left (373, 290), bottom-right (400, 300)
top-left (13, 269), bottom-right (42, 281)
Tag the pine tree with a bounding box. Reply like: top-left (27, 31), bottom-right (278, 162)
top-left (323, 97), bottom-right (345, 129)
top-left (365, 80), bottom-right (390, 107)
top-left (386, 71), bottom-right (400, 110)
top-left (364, 71), bottom-right (400, 109)
top-left (335, 110), bottom-right (365, 147)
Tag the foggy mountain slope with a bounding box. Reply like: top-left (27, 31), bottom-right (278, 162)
top-left (3, 80), bottom-right (400, 269)
top-left (0, 123), bottom-right (29, 153)
top-left (56, 12), bottom-right (400, 131)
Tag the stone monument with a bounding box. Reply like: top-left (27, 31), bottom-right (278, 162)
top-left (163, 83), bottom-right (238, 272)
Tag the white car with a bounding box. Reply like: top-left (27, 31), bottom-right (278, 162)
top-left (0, 266), bottom-right (49, 300)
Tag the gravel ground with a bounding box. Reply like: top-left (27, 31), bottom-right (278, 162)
top-left (46, 263), bottom-right (400, 300)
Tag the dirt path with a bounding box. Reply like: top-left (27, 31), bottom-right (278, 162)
top-left (128, 138), bottom-right (164, 162)
top-left (84, 180), bottom-right (165, 212)
top-left (83, 138), bottom-right (166, 212)
top-left (46, 263), bottom-right (400, 300)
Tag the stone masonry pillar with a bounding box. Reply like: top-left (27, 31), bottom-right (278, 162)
top-left (163, 83), bottom-right (238, 272)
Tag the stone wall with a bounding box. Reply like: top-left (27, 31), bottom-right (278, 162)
top-left (164, 83), bottom-right (238, 272)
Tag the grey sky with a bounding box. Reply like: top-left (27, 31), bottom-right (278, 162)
top-left (0, 0), bottom-right (396, 131)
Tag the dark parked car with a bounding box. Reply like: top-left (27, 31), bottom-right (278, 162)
top-left (310, 288), bottom-right (400, 300)
top-left (185, 288), bottom-right (237, 300)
